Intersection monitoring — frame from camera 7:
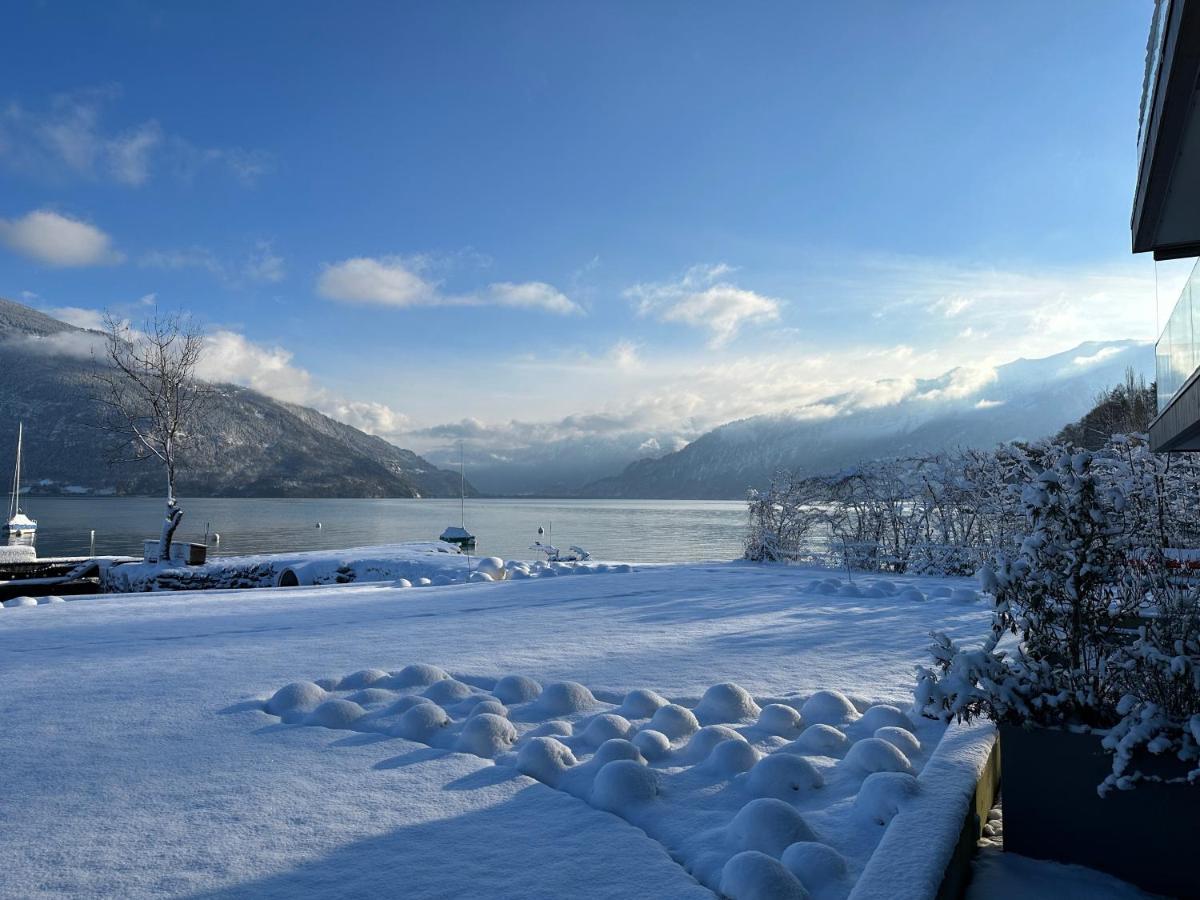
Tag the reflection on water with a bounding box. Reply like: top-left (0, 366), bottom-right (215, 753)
top-left (25, 497), bottom-right (748, 564)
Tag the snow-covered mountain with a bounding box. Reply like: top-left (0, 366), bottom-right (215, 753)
top-left (0, 298), bottom-right (475, 498)
top-left (578, 340), bottom-right (1154, 499)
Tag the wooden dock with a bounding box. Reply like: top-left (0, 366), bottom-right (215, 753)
top-left (0, 557), bottom-right (124, 603)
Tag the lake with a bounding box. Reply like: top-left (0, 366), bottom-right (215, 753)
top-left (23, 497), bottom-right (750, 563)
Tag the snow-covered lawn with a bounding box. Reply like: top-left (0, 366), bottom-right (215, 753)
top-left (0, 561), bottom-right (996, 898)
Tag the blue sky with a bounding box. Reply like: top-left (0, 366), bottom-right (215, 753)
top-left (0, 1), bottom-right (1187, 471)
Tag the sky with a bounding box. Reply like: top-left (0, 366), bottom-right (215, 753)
top-left (0, 1), bottom-right (1191, 484)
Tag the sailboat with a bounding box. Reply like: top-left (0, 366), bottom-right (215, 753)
top-left (3, 422), bottom-right (36, 546)
top-left (439, 442), bottom-right (476, 550)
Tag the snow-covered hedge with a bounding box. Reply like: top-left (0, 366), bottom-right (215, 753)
top-left (745, 448), bottom-right (1028, 574)
top-left (913, 438), bottom-right (1200, 793)
top-left (746, 434), bottom-right (1200, 577)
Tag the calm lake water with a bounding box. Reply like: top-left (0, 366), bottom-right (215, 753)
top-left (25, 497), bottom-right (749, 563)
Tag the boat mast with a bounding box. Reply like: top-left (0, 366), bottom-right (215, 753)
top-left (10, 421), bottom-right (21, 519)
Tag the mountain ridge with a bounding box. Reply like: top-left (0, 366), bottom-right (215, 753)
top-left (577, 339), bottom-right (1153, 499)
top-left (0, 298), bottom-right (476, 499)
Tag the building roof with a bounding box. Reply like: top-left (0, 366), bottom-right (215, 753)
top-left (1133, 0), bottom-right (1200, 259)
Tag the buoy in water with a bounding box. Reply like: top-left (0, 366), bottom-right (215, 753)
top-left (315, 522), bottom-right (322, 529)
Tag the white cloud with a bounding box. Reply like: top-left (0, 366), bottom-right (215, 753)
top-left (317, 255), bottom-right (580, 315)
top-left (626, 263), bottom-right (781, 346)
top-left (317, 257), bottom-right (438, 306)
top-left (244, 241), bottom-right (285, 283)
top-left (48, 305), bottom-right (107, 330)
top-left (488, 281), bottom-right (581, 315)
top-left (195, 329), bottom-right (409, 434)
top-left (1072, 346), bottom-right (1123, 367)
top-left (867, 254), bottom-right (1191, 364)
top-left (929, 295), bottom-right (973, 318)
top-left (139, 241), bottom-right (287, 287)
top-left (608, 340), bottom-right (642, 371)
top-left (0, 87), bottom-right (269, 187)
top-left (975, 399), bottom-right (1005, 409)
top-left (140, 246), bottom-right (222, 274)
top-left (0, 209), bottom-right (122, 267)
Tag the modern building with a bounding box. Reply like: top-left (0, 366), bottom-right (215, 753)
top-left (1135, 0), bottom-right (1200, 450)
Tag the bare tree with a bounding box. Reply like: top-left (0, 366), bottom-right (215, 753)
top-left (91, 310), bottom-right (209, 562)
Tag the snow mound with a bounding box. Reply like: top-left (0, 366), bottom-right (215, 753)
top-left (591, 759), bottom-right (659, 813)
top-left (380, 695), bottom-right (432, 716)
top-left (632, 729), bottom-right (672, 762)
top-left (789, 723), bottom-right (849, 757)
top-left (850, 704), bottom-right (912, 734)
top-left (591, 738), bottom-right (644, 767)
top-left (720, 851), bottom-right (810, 900)
top-left (874, 726), bottom-right (921, 757)
top-left (870, 579), bottom-right (897, 594)
top-left (37, 595), bottom-right (65, 604)
top-left (469, 571), bottom-right (494, 583)
top-left (897, 587), bottom-right (926, 602)
top-left (648, 703), bottom-right (700, 739)
top-left (475, 557), bottom-right (507, 581)
top-left (265, 681), bottom-right (327, 719)
top-left (3, 596), bottom-right (37, 608)
top-left (853, 771), bottom-right (919, 825)
top-left (537, 681), bottom-right (598, 715)
top-left (456, 713), bottom-right (518, 758)
top-left (415, 577), bottom-right (432, 586)
top-left (423, 678), bottom-right (476, 704)
top-left (746, 753), bottom-right (824, 800)
top-left (695, 682), bottom-right (761, 724)
top-left (338, 668), bottom-right (391, 690)
top-left (305, 698), bottom-right (366, 730)
top-left (526, 719), bottom-right (573, 738)
top-left (618, 687), bottom-right (669, 718)
top-left (582, 713), bottom-right (633, 745)
top-left (516, 736), bottom-right (577, 787)
top-left (390, 663), bottom-right (449, 687)
top-left (838, 583), bottom-right (862, 597)
top-left (756, 703), bottom-right (803, 736)
top-left (728, 798), bottom-right (817, 856)
top-left (345, 688), bottom-right (396, 707)
top-left (707, 739), bottom-right (761, 776)
top-left (468, 699), bottom-right (508, 719)
top-left (800, 690), bottom-right (859, 727)
top-left (685, 724), bottom-right (747, 762)
top-left (951, 586), bottom-right (979, 603)
top-left (842, 737), bottom-right (913, 775)
top-left (493, 674), bottom-right (541, 704)
top-left (780, 841), bottom-right (847, 890)
top-left (394, 578), bottom-right (412, 588)
top-left (393, 702), bottom-right (451, 742)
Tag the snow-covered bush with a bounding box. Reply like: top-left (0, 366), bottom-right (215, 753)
top-left (744, 473), bottom-right (826, 562)
top-left (916, 439), bottom-right (1200, 793)
top-left (744, 447), bottom-right (1026, 574)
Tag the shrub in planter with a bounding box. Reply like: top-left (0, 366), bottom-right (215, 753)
top-left (916, 442), bottom-right (1200, 787)
top-left (914, 441), bottom-right (1200, 895)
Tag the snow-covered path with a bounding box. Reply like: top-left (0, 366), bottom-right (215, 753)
top-left (0, 563), bottom-right (991, 898)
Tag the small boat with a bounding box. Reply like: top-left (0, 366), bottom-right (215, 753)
top-left (528, 541), bottom-right (591, 563)
top-left (440, 442), bottom-right (475, 549)
top-left (3, 422), bottom-right (36, 546)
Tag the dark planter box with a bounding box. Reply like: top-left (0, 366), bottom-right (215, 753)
top-left (1000, 723), bottom-right (1199, 899)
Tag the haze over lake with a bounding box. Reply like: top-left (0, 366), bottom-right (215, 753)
top-left (28, 497), bottom-right (747, 563)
